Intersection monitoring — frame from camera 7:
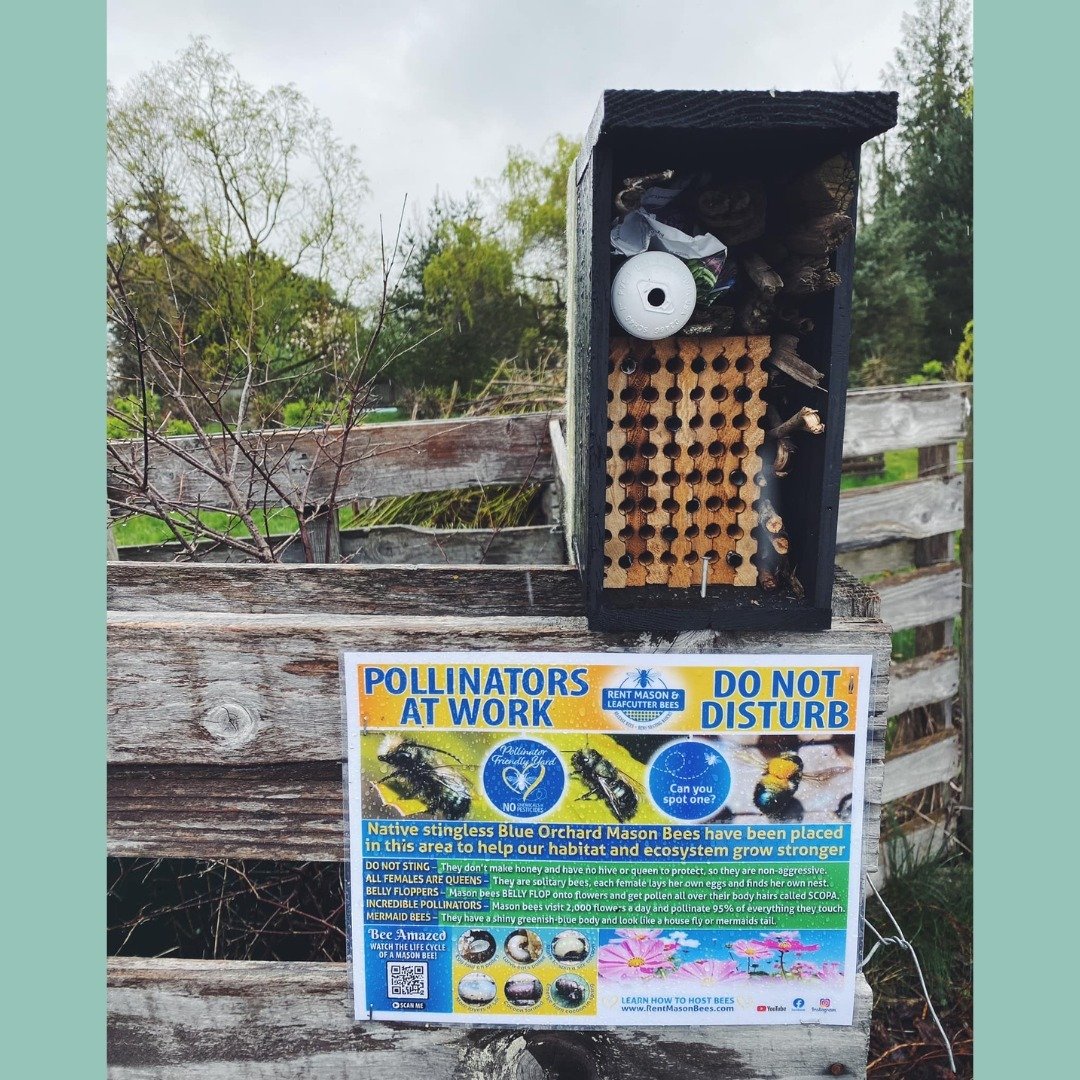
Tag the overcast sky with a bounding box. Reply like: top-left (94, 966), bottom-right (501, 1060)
top-left (108, 0), bottom-right (911, 236)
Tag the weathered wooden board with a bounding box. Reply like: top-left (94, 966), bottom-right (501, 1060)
top-left (835, 540), bottom-right (915, 579)
top-left (107, 612), bottom-right (890, 767)
top-left (108, 556), bottom-right (953, 637)
top-left (876, 564), bottom-right (962, 633)
top-left (107, 388), bottom-right (967, 557)
top-left (836, 474), bottom-right (964, 552)
top-left (108, 762), bottom-right (345, 861)
top-left (881, 730), bottom-right (961, 804)
top-left (109, 742), bottom-right (896, 863)
top-left (119, 525), bottom-right (566, 566)
top-left (887, 648), bottom-right (960, 717)
top-left (108, 957), bottom-right (872, 1080)
top-left (548, 418), bottom-right (574, 562)
top-left (842, 384), bottom-right (968, 459)
top-left (106, 571), bottom-right (890, 871)
top-left (108, 413), bottom-right (556, 510)
top-left (108, 750), bottom-right (884, 865)
top-left (108, 563), bottom-right (585, 616)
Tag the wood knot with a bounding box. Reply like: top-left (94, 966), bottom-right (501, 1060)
top-left (202, 701), bottom-right (259, 747)
top-left (827, 1064), bottom-right (848, 1077)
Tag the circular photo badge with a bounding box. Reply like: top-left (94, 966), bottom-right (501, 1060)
top-left (647, 740), bottom-right (731, 822)
top-left (549, 973), bottom-right (591, 1011)
top-left (504, 973), bottom-right (544, 1009)
top-left (482, 739), bottom-right (565, 819)
top-left (457, 929), bottom-right (496, 965)
top-left (550, 930), bottom-right (590, 966)
top-left (457, 972), bottom-right (497, 1009)
top-left (504, 929), bottom-right (544, 966)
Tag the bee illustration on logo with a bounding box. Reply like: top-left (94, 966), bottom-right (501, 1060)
top-left (610, 667), bottom-right (679, 729)
top-left (568, 745), bottom-right (640, 822)
top-left (375, 734), bottom-right (472, 819)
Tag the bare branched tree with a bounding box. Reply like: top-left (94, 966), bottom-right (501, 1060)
top-left (106, 38), bottom-right (420, 562)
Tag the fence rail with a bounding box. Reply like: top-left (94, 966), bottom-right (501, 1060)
top-left (106, 570), bottom-right (890, 867)
top-left (108, 956), bottom-right (874, 1079)
top-left (106, 383), bottom-right (965, 510)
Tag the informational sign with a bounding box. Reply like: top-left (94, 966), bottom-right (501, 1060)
top-left (343, 651), bottom-right (870, 1026)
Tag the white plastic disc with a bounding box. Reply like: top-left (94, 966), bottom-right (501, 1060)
top-left (610, 251), bottom-right (697, 341)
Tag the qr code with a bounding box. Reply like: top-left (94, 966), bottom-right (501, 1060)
top-left (387, 962), bottom-right (428, 1000)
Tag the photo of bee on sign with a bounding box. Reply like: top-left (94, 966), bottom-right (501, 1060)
top-left (359, 729), bottom-right (853, 825)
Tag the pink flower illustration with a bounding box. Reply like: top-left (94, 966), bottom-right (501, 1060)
top-left (790, 961), bottom-right (819, 979)
top-left (761, 933), bottom-right (818, 976)
top-left (761, 933), bottom-right (820, 955)
top-left (728, 938), bottom-right (775, 974)
top-left (729, 939), bottom-right (774, 960)
top-left (597, 937), bottom-right (676, 980)
top-left (614, 929), bottom-right (664, 942)
top-left (677, 959), bottom-right (741, 984)
top-left (816, 962), bottom-right (843, 983)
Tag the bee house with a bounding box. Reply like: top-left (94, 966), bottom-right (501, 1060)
top-left (568, 90), bottom-right (898, 631)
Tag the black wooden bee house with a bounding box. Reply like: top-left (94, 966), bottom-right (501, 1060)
top-left (567, 90), bottom-right (898, 632)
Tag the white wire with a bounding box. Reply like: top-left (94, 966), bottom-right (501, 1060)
top-left (862, 872), bottom-right (957, 1074)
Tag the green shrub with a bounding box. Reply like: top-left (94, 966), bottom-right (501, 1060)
top-left (904, 360), bottom-right (946, 386)
top-left (282, 399), bottom-right (348, 427)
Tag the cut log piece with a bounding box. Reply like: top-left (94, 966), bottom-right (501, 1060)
top-left (783, 213), bottom-right (854, 255)
top-left (766, 335), bottom-right (825, 389)
top-left (739, 290), bottom-right (773, 334)
top-left (773, 437), bottom-right (797, 477)
top-left (742, 252), bottom-right (784, 296)
top-left (780, 256), bottom-right (841, 295)
top-left (615, 168), bottom-right (675, 213)
top-left (695, 181), bottom-right (766, 244)
top-left (769, 406), bottom-right (825, 439)
top-left (773, 299), bottom-right (815, 335)
top-left (782, 154), bottom-right (858, 217)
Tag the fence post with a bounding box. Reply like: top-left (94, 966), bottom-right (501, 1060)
top-left (107, 504), bottom-right (119, 561)
top-left (913, 442), bottom-right (957, 725)
top-left (304, 505), bottom-right (341, 563)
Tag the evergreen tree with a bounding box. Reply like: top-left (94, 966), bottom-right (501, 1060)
top-left (852, 0), bottom-right (972, 383)
top-left (375, 196), bottom-right (534, 393)
top-left (376, 137), bottom-right (579, 395)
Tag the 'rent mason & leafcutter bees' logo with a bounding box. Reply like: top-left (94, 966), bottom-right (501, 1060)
top-left (601, 668), bottom-right (686, 729)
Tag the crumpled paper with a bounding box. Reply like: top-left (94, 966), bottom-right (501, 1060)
top-left (611, 209), bottom-right (727, 260)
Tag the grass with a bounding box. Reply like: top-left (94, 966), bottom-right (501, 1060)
top-left (864, 848), bottom-right (973, 1078)
top-left (114, 482), bottom-right (542, 548)
top-left (114, 507), bottom-right (300, 548)
top-left (342, 484), bottom-right (541, 531)
top-left (840, 447), bottom-right (919, 491)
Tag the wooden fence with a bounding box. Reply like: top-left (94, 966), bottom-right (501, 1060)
top-left (106, 380), bottom-right (969, 1076)
top-left (108, 379), bottom-right (969, 874)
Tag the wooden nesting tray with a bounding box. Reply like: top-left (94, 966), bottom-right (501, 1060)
top-left (604, 334), bottom-right (771, 589)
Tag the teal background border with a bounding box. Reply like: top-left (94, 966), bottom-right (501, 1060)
top-left (2, 0), bottom-right (1072, 1075)
top-left (3, 1), bottom-right (105, 1073)
top-left (975, 3), bottom-right (1071, 1077)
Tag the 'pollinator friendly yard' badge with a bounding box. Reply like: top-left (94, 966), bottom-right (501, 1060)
top-left (343, 651), bottom-right (871, 1026)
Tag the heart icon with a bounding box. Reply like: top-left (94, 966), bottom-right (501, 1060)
top-left (502, 763), bottom-right (545, 797)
